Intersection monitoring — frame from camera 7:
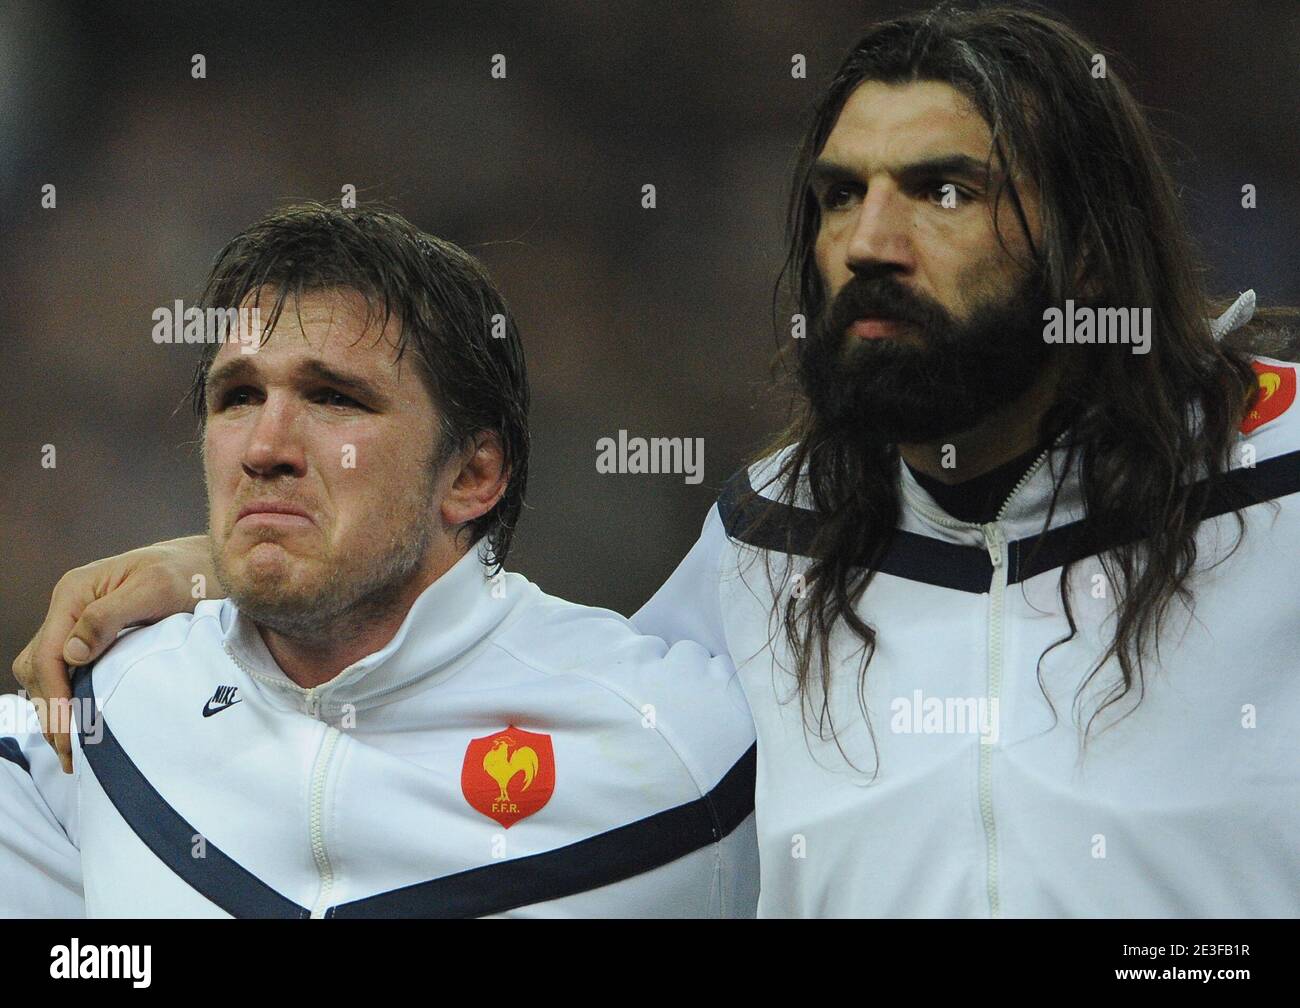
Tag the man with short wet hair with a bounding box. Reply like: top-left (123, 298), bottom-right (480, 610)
top-left (0, 204), bottom-right (758, 918)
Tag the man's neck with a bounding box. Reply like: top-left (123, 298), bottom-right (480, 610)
top-left (899, 361), bottom-right (1063, 485)
top-left (257, 555), bottom-right (455, 690)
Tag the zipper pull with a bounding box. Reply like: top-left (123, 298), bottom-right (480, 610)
top-left (983, 524), bottom-right (1005, 568)
top-left (305, 690), bottom-right (319, 718)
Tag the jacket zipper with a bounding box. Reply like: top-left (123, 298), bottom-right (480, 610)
top-left (307, 720), bottom-right (340, 918)
top-left (221, 642), bottom-right (341, 919)
top-left (902, 445), bottom-right (1052, 918)
top-left (976, 521), bottom-right (1006, 918)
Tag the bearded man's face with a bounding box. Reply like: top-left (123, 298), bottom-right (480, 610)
top-left (806, 79), bottom-right (1060, 443)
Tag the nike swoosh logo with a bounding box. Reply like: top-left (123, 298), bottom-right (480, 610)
top-left (202, 698), bottom-right (243, 717)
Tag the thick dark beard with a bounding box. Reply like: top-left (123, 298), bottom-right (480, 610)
top-left (800, 265), bottom-right (1057, 446)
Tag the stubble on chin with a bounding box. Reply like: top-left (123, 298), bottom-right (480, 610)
top-left (211, 533), bottom-right (336, 637)
top-left (211, 495), bottom-right (438, 643)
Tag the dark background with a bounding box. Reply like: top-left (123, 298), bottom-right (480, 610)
top-left (3, 0), bottom-right (1297, 692)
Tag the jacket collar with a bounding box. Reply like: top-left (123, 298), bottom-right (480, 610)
top-left (219, 543), bottom-right (526, 715)
top-left (897, 289), bottom-right (1260, 541)
top-left (898, 428), bottom-right (1087, 543)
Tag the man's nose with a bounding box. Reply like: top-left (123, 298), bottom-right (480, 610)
top-left (843, 185), bottom-right (916, 276)
top-left (242, 395), bottom-right (307, 478)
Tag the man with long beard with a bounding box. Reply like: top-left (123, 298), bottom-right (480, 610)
top-left (634, 6), bottom-right (1300, 916)
top-left (12, 4), bottom-right (1300, 916)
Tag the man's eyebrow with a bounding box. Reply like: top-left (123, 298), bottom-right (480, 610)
top-left (204, 357), bottom-right (255, 398)
top-left (204, 357), bottom-right (389, 405)
top-left (811, 153), bottom-right (1001, 186)
top-left (295, 359), bottom-right (387, 403)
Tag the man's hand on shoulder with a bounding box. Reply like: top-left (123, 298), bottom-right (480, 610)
top-left (10, 535), bottom-right (218, 774)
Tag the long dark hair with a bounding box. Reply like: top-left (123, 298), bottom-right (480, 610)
top-left (755, 2), bottom-right (1298, 766)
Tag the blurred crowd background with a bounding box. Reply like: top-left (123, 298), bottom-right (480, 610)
top-left (2, 0), bottom-right (1297, 691)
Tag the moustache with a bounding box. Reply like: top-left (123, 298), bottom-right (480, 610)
top-left (824, 275), bottom-right (948, 344)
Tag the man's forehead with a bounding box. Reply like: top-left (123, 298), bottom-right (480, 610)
top-left (820, 79), bottom-right (993, 169)
top-left (211, 288), bottom-right (403, 375)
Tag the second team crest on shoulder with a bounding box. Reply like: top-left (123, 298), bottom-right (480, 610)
top-left (1241, 361), bottom-right (1296, 434)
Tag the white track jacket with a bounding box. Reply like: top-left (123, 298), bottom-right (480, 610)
top-left (635, 301), bottom-right (1299, 917)
top-left (0, 546), bottom-right (758, 918)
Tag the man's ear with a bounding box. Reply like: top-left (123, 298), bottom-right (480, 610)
top-left (440, 432), bottom-right (509, 528)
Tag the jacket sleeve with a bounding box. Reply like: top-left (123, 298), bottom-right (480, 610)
top-left (632, 503), bottom-right (731, 658)
top-left (0, 695), bottom-right (84, 917)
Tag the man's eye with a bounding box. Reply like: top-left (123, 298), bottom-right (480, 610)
top-left (820, 183), bottom-right (860, 210)
top-left (316, 389), bottom-right (362, 409)
top-left (217, 387), bottom-right (258, 410)
top-left (926, 181), bottom-right (974, 207)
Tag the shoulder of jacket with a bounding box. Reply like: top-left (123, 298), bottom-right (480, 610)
top-left (713, 445), bottom-right (820, 564)
top-left (492, 593), bottom-right (733, 689)
top-left (489, 595), bottom-right (754, 783)
top-left (83, 604), bottom-right (223, 708)
top-left (743, 445), bottom-right (801, 502)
